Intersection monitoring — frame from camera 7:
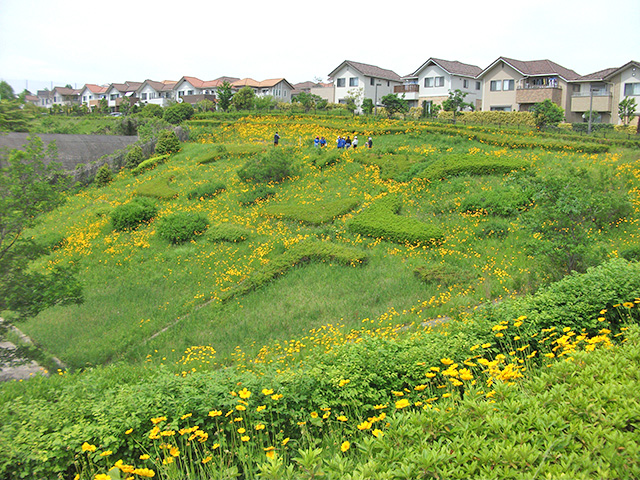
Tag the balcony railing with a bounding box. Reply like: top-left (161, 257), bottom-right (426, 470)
top-left (394, 84), bottom-right (420, 94)
top-left (571, 90), bottom-right (611, 97)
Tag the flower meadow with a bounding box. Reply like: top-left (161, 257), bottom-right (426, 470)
top-left (2, 114), bottom-right (640, 478)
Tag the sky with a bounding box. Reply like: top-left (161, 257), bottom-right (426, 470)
top-left (1, 0), bottom-right (639, 94)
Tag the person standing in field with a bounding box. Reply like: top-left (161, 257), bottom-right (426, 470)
top-left (320, 136), bottom-right (326, 147)
top-left (345, 136), bottom-right (351, 149)
top-left (367, 137), bottom-right (373, 148)
top-left (353, 135), bottom-right (358, 150)
top-left (314, 136), bottom-right (320, 147)
top-left (274, 132), bottom-right (280, 146)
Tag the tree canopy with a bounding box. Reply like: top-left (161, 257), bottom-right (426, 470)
top-left (442, 89), bottom-right (473, 124)
top-left (531, 99), bottom-right (564, 129)
top-left (380, 93), bottom-right (408, 118)
top-left (217, 81), bottom-right (234, 112)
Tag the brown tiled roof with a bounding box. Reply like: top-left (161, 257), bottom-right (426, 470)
top-left (574, 67), bottom-right (619, 82)
top-left (329, 60), bottom-right (401, 82)
top-left (84, 84), bottom-right (108, 94)
top-left (232, 78), bottom-right (261, 87)
top-left (213, 76), bottom-right (240, 84)
top-left (498, 57), bottom-right (581, 81)
top-left (431, 58), bottom-right (482, 77)
top-left (54, 87), bottom-right (80, 96)
top-left (141, 79), bottom-right (175, 91)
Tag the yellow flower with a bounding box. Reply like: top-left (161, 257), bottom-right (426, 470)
top-left (236, 405), bottom-right (246, 411)
top-left (237, 428), bottom-right (246, 434)
top-left (495, 333), bottom-right (504, 338)
top-left (395, 398), bottom-right (410, 409)
top-left (202, 456), bottom-right (212, 464)
top-left (425, 372), bottom-right (436, 378)
top-left (180, 413), bottom-right (192, 420)
top-left (338, 379), bottom-right (350, 387)
top-left (373, 404), bottom-right (387, 410)
top-left (95, 475), bottom-right (111, 480)
top-left (341, 441), bottom-right (350, 452)
top-left (310, 411), bottom-right (319, 418)
top-left (132, 468), bottom-right (155, 478)
top-left (262, 388), bottom-right (274, 395)
top-left (238, 388), bottom-right (252, 399)
top-left (208, 410), bottom-right (222, 417)
top-left (212, 443), bottom-right (220, 450)
top-left (266, 449), bottom-right (276, 459)
top-left (430, 367), bottom-right (440, 372)
top-left (337, 415), bottom-right (348, 422)
top-left (255, 424), bottom-right (266, 430)
top-left (441, 358), bottom-right (454, 365)
top-left (414, 384), bottom-right (427, 391)
top-left (81, 442), bottom-right (97, 452)
top-left (140, 454), bottom-right (150, 460)
top-left (357, 420), bottom-right (372, 430)
top-left (282, 437), bottom-right (290, 446)
top-left (99, 450), bottom-right (112, 457)
top-left (470, 345), bottom-right (480, 351)
top-left (271, 394), bottom-right (283, 400)
top-left (372, 429), bottom-right (384, 438)
top-left (481, 343), bottom-right (491, 348)
top-left (125, 429), bottom-right (133, 435)
top-left (241, 435), bottom-right (250, 442)
top-left (151, 416), bottom-right (167, 425)
top-left (169, 446), bottom-right (180, 457)
top-left (442, 393), bottom-right (452, 398)
top-left (257, 405), bottom-right (266, 412)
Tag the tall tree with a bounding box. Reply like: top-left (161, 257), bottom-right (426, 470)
top-left (217, 81), bottom-right (233, 112)
top-left (0, 100), bottom-right (29, 132)
top-left (442, 89), bottom-right (473, 124)
top-left (0, 81), bottom-right (15, 101)
top-left (531, 99), bottom-right (564, 130)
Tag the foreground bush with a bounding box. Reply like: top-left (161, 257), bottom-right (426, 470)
top-left (110, 197), bottom-right (157, 231)
top-left (154, 130), bottom-right (180, 155)
top-left (186, 182), bottom-right (226, 200)
top-left (157, 212), bottom-right (209, 243)
top-left (237, 149), bottom-right (293, 183)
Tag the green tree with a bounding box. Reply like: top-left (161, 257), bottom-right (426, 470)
top-left (0, 136), bottom-right (81, 320)
top-left (140, 103), bottom-right (163, 118)
top-left (361, 98), bottom-right (374, 115)
top-left (531, 99), bottom-right (564, 129)
top-left (94, 164), bottom-right (113, 186)
top-left (0, 100), bottom-right (29, 132)
top-left (380, 93), bottom-right (408, 118)
top-left (155, 130), bottom-right (181, 155)
top-left (295, 92), bottom-right (323, 113)
top-left (195, 98), bottom-right (215, 112)
top-left (442, 89), bottom-right (473, 124)
top-left (232, 86), bottom-right (256, 111)
top-left (98, 97), bottom-right (109, 114)
top-left (254, 95), bottom-right (276, 111)
top-left (618, 97), bottom-right (637, 126)
top-left (522, 167), bottom-right (632, 279)
top-left (0, 81), bottom-right (15, 101)
top-left (217, 81), bottom-right (233, 112)
top-left (163, 102), bottom-right (194, 124)
top-left (344, 87), bottom-right (363, 115)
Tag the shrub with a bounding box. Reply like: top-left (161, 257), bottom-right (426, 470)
top-left (348, 195), bottom-right (444, 245)
top-left (414, 262), bottom-right (475, 285)
top-left (124, 145), bottom-right (144, 169)
top-left (130, 154), bottom-right (170, 175)
top-left (197, 145), bottom-right (229, 165)
top-left (187, 182), bottom-right (226, 200)
top-left (163, 102), bottom-right (194, 125)
top-left (134, 176), bottom-right (179, 199)
top-left (238, 186), bottom-right (276, 206)
top-left (620, 246), bottom-right (640, 262)
top-left (140, 103), bottom-right (163, 118)
top-left (477, 219), bottom-right (510, 238)
top-left (157, 212), bottom-right (209, 244)
top-left (110, 197), bottom-right (157, 231)
top-left (207, 223), bottom-right (251, 243)
top-left (154, 130), bottom-right (180, 155)
top-left (416, 154), bottom-right (528, 181)
top-left (460, 188), bottom-right (531, 217)
top-left (237, 149), bottom-right (293, 183)
top-left (94, 164), bottom-right (113, 186)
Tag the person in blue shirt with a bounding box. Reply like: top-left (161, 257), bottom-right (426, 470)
top-left (320, 136), bottom-right (326, 147)
top-left (314, 136), bottom-right (320, 147)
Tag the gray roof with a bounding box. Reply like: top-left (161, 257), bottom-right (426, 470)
top-left (492, 57), bottom-right (581, 81)
top-left (407, 58), bottom-right (482, 78)
top-left (329, 60), bottom-right (401, 82)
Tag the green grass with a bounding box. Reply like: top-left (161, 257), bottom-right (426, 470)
top-left (13, 114), bottom-right (640, 371)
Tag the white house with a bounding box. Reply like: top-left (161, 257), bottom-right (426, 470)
top-left (400, 58), bottom-right (483, 111)
top-left (232, 78), bottom-right (294, 103)
top-left (51, 86), bottom-right (82, 108)
top-left (328, 60), bottom-right (402, 111)
top-left (105, 81), bottom-right (142, 111)
top-left (136, 79), bottom-right (176, 107)
top-left (79, 84), bottom-right (108, 110)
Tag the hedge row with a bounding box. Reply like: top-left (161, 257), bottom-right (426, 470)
top-left (348, 195), bottom-right (444, 245)
top-left (417, 154), bottom-right (528, 181)
top-left (130, 154), bottom-right (170, 175)
top-left (437, 110), bottom-right (537, 126)
top-left (262, 197), bottom-right (359, 225)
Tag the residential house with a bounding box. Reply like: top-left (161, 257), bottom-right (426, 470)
top-left (51, 86), bottom-right (82, 108)
top-left (105, 81), bottom-right (142, 111)
top-left (172, 76), bottom-right (239, 105)
top-left (232, 78), bottom-right (294, 103)
top-left (478, 57), bottom-right (580, 117)
top-left (399, 58), bottom-right (483, 111)
top-left (136, 79), bottom-right (177, 107)
top-left (79, 84), bottom-right (108, 111)
top-left (24, 94), bottom-right (39, 106)
top-left (36, 89), bottom-right (54, 108)
top-left (328, 60), bottom-right (402, 110)
top-left (292, 81), bottom-right (334, 103)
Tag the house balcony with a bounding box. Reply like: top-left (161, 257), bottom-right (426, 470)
top-left (515, 86), bottom-right (562, 106)
top-left (570, 91), bottom-right (612, 112)
top-left (394, 84), bottom-right (420, 100)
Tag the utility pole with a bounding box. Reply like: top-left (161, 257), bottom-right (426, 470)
top-left (587, 86), bottom-right (594, 134)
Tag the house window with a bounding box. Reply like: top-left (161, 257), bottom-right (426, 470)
top-left (463, 79), bottom-right (469, 89)
top-left (187, 90), bottom-right (194, 95)
top-left (141, 93), bottom-right (147, 100)
top-left (370, 77), bottom-right (375, 86)
top-left (387, 81), bottom-right (390, 87)
top-left (336, 78), bottom-right (346, 87)
top-left (435, 77), bottom-right (444, 87)
top-left (490, 80), bottom-right (501, 91)
top-left (572, 84), bottom-right (581, 93)
top-left (476, 81), bottom-right (481, 90)
top-left (503, 80), bottom-right (515, 91)
top-left (490, 106), bottom-right (512, 111)
top-left (624, 83), bottom-right (640, 96)
top-left (424, 77), bottom-right (433, 88)
top-left (83, 96), bottom-right (87, 102)
top-left (110, 94), bottom-right (118, 100)
top-left (349, 77), bottom-right (359, 87)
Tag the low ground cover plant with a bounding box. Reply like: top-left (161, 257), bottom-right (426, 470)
top-left (263, 197), bottom-right (359, 225)
top-left (207, 223), bottom-right (251, 243)
top-left (131, 154), bottom-right (170, 175)
top-left (237, 149), bottom-right (295, 183)
top-left (186, 182), bottom-right (226, 200)
top-left (134, 175), bottom-right (179, 199)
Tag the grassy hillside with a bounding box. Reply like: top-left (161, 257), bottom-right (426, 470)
top-left (1, 114), bottom-right (640, 478)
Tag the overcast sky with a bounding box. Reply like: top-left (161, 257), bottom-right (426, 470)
top-left (1, 0), bottom-right (639, 93)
